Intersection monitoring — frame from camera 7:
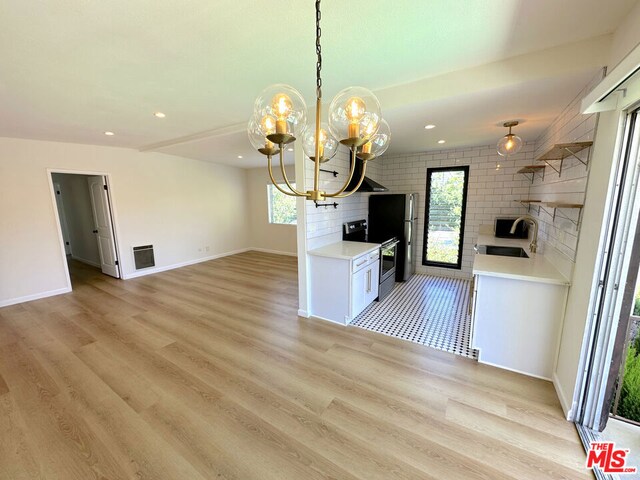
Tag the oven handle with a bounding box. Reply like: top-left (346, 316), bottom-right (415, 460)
top-left (382, 240), bottom-right (400, 249)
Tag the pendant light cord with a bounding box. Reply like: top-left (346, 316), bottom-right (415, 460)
top-left (315, 0), bottom-right (322, 101)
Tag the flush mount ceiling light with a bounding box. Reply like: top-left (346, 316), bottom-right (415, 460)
top-left (154, 112), bottom-right (166, 118)
top-left (237, 155), bottom-right (243, 159)
top-left (104, 131), bottom-right (115, 136)
top-left (247, 0), bottom-right (389, 201)
top-left (438, 139), bottom-right (446, 144)
top-left (497, 121), bottom-right (523, 156)
top-left (424, 124), bottom-right (436, 129)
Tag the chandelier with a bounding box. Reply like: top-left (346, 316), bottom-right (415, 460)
top-left (247, 0), bottom-right (390, 201)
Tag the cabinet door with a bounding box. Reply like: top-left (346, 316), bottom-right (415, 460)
top-left (350, 266), bottom-right (367, 319)
top-left (365, 260), bottom-right (380, 305)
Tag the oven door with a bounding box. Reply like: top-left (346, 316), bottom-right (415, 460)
top-left (380, 241), bottom-right (398, 282)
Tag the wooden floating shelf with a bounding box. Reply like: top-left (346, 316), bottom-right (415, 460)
top-left (515, 200), bottom-right (584, 227)
top-left (535, 141), bottom-right (593, 177)
top-left (517, 166), bottom-right (545, 174)
top-left (517, 165), bottom-right (546, 184)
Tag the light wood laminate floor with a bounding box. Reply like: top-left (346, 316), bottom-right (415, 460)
top-left (0, 252), bottom-right (591, 479)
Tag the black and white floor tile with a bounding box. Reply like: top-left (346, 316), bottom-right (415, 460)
top-left (351, 274), bottom-right (478, 359)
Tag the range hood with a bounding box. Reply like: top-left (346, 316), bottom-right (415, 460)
top-left (345, 157), bottom-right (388, 192)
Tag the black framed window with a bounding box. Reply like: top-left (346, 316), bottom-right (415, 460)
top-left (422, 166), bottom-right (469, 269)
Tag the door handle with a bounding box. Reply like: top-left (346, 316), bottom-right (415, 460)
top-left (93, 230), bottom-right (98, 233)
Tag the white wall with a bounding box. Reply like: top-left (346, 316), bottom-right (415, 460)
top-left (0, 137), bottom-right (250, 306)
top-left (246, 165), bottom-right (297, 255)
top-left (51, 173), bottom-right (101, 267)
top-left (379, 144), bottom-right (533, 278)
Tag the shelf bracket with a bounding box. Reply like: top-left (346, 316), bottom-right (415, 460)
top-left (562, 147), bottom-right (588, 166)
top-left (543, 160), bottom-right (563, 177)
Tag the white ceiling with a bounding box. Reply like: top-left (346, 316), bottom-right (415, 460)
top-left (0, 0), bottom-right (637, 167)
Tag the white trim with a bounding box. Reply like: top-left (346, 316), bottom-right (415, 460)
top-left (121, 248), bottom-right (251, 279)
top-left (71, 255), bottom-right (101, 268)
top-left (553, 372), bottom-right (574, 420)
top-left (250, 247), bottom-right (297, 257)
top-left (307, 314), bottom-right (346, 326)
top-left (297, 309), bottom-right (309, 318)
top-left (477, 358), bottom-right (553, 382)
top-left (582, 42), bottom-right (640, 113)
top-left (0, 287), bottom-right (72, 308)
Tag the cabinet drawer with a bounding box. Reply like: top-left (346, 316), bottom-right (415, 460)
top-left (352, 254), bottom-right (369, 272)
top-left (352, 250), bottom-right (379, 273)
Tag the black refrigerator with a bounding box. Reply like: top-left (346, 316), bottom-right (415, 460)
top-left (368, 193), bottom-right (418, 281)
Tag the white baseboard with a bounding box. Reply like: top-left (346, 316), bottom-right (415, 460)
top-left (71, 255), bottom-right (101, 268)
top-left (553, 371), bottom-right (574, 420)
top-left (0, 287), bottom-right (72, 308)
top-left (121, 248), bottom-right (251, 279)
top-left (250, 247), bottom-right (297, 257)
top-left (477, 358), bottom-right (553, 382)
top-left (297, 309), bottom-right (309, 317)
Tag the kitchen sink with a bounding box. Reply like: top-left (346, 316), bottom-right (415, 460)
top-left (484, 246), bottom-right (529, 258)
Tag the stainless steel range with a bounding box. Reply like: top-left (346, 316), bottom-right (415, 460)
top-left (343, 220), bottom-right (398, 301)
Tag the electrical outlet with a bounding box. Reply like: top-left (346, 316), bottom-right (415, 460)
top-left (205, 246), bottom-right (210, 252)
top-left (198, 247), bottom-right (202, 252)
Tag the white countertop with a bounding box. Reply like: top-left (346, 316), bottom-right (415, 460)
top-left (308, 241), bottom-right (380, 260)
top-left (473, 234), bottom-right (570, 286)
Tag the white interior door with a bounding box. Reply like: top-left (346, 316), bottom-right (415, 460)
top-left (87, 176), bottom-right (120, 278)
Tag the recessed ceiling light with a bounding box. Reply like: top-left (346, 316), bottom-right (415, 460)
top-left (237, 155), bottom-right (243, 159)
top-left (104, 131), bottom-right (115, 136)
top-left (438, 139), bottom-right (446, 144)
top-left (424, 124), bottom-right (436, 129)
top-left (288, 148), bottom-right (294, 152)
top-left (154, 112), bottom-right (166, 118)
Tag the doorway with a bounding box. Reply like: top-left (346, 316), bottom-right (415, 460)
top-left (50, 172), bottom-right (121, 285)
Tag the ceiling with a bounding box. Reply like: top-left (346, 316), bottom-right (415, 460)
top-left (0, 0), bottom-right (637, 167)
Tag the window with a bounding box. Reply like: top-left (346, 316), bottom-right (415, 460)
top-left (268, 183), bottom-right (297, 225)
top-left (422, 166), bottom-right (469, 269)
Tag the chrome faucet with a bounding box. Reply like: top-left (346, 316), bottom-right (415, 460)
top-left (511, 215), bottom-right (539, 253)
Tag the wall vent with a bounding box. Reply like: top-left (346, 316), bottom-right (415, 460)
top-left (133, 245), bottom-right (155, 270)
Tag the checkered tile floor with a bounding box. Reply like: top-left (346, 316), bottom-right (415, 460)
top-left (351, 274), bottom-right (478, 359)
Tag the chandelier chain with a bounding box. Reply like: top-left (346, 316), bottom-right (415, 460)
top-left (315, 0), bottom-right (322, 99)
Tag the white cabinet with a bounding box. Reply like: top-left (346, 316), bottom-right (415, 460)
top-left (471, 274), bottom-right (568, 380)
top-left (308, 244), bottom-right (380, 325)
top-left (351, 253), bottom-right (380, 319)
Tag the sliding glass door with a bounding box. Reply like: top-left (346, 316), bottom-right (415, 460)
top-left (422, 166), bottom-right (469, 269)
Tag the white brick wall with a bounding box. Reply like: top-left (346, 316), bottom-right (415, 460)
top-left (529, 69), bottom-right (604, 279)
top-left (304, 149), bottom-right (382, 250)
top-left (380, 144), bottom-right (535, 278)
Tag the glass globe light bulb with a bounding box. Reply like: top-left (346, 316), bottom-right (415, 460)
top-left (301, 123), bottom-right (338, 162)
top-left (248, 117), bottom-right (273, 152)
top-left (360, 119), bottom-right (390, 158)
top-left (329, 86), bottom-right (381, 141)
top-left (259, 114), bottom-right (277, 136)
top-left (497, 133), bottom-right (523, 156)
top-left (253, 84), bottom-right (307, 137)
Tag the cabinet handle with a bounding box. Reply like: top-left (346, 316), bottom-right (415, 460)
top-left (355, 259), bottom-right (367, 267)
top-left (366, 269), bottom-right (371, 293)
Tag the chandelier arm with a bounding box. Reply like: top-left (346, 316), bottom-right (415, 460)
top-left (327, 147), bottom-right (367, 198)
top-left (267, 155), bottom-right (299, 197)
top-left (278, 146), bottom-right (309, 197)
top-left (324, 147), bottom-right (358, 198)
